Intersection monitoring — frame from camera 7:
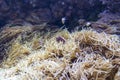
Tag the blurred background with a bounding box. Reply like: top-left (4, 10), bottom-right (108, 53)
top-left (0, 0), bottom-right (120, 30)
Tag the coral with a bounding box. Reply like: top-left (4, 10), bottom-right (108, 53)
top-left (0, 28), bottom-right (120, 80)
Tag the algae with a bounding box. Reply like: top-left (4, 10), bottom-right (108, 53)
top-left (0, 27), bottom-right (120, 80)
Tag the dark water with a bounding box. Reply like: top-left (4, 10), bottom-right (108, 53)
top-left (0, 0), bottom-right (107, 29)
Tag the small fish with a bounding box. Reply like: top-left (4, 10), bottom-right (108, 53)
top-left (61, 17), bottom-right (66, 25)
top-left (85, 22), bottom-right (91, 27)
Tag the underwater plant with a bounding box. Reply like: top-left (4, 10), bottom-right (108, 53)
top-left (0, 27), bottom-right (120, 80)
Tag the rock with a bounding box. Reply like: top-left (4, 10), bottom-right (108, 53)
top-left (100, 0), bottom-right (120, 13)
top-left (0, 0), bottom-right (105, 28)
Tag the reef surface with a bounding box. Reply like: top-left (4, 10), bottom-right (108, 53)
top-left (0, 0), bottom-right (120, 80)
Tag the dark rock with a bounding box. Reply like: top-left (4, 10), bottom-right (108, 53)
top-left (0, 0), bottom-right (120, 35)
top-left (0, 0), bottom-right (105, 28)
top-left (100, 0), bottom-right (120, 13)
